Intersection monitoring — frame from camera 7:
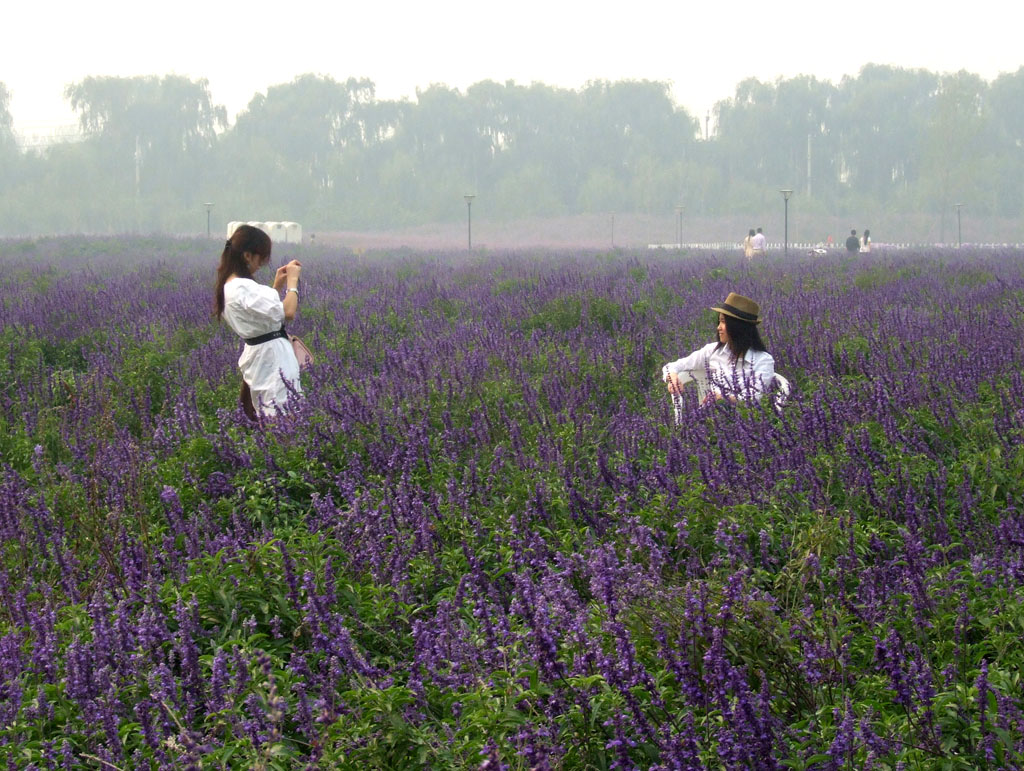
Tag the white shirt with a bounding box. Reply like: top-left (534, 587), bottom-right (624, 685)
top-left (222, 277), bottom-right (301, 415)
top-left (751, 232), bottom-right (767, 252)
top-left (663, 342), bottom-right (775, 402)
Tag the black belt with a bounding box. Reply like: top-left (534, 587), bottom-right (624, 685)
top-left (245, 327), bottom-right (288, 345)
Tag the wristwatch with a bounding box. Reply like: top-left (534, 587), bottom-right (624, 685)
top-left (285, 287), bottom-right (299, 296)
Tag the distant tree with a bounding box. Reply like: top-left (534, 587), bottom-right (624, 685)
top-left (919, 71), bottom-right (991, 237)
top-left (509, 83), bottom-right (580, 208)
top-left (401, 84), bottom-right (477, 172)
top-left (63, 75), bottom-right (226, 228)
top-left (329, 98), bottom-right (410, 228)
top-left (231, 74), bottom-right (375, 188)
top-left (580, 80), bottom-right (698, 162)
top-left (714, 77), bottom-right (838, 211)
top-left (465, 79), bottom-right (533, 198)
top-left (0, 82), bottom-right (18, 195)
top-left (578, 80), bottom-right (699, 214)
top-left (834, 65), bottom-right (938, 209)
top-left (4, 67), bottom-right (1022, 238)
top-left (988, 67), bottom-right (1024, 147)
top-left (388, 84), bottom-right (482, 220)
top-left (773, 76), bottom-right (840, 204)
top-left (987, 67), bottom-right (1024, 215)
top-left (465, 79), bottom-right (518, 161)
top-left (25, 142), bottom-right (118, 232)
top-left (577, 166), bottom-right (621, 212)
top-left (0, 82), bottom-right (14, 149)
top-left (220, 74), bottom-right (382, 227)
top-left (66, 75), bottom-right (225, 160)
top-left (714, 78), bottom-right (779, 204)
top-left (461, 79), bottom-right (700, 218)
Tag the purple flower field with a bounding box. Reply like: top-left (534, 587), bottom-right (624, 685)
top-left (1, 237), bottom-right (1023, 770)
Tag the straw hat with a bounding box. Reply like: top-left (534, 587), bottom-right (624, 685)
top-left (711, 292), bottom-right (760, 324)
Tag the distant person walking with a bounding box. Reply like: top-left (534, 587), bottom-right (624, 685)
top-left (215, 224), bottom-right (304, 419)
top-left (743, 229), bottom-right (755, 259)
top-left (845, 229), bottom-right (861, 253)
top-left (751, 227), bottom-right (767, 257)
top-left (859, 229), bottom-right (871, 253)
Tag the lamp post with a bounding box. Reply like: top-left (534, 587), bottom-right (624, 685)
top-left (779, 189), bottom-right (793, 256)
top-left (464, 194), bottom-right (475, 251)
top-left (675, 205), bottom-right (684, 249)
top-left (204, 202), bottom-right (214, 237)
top-left (955, 203), bottom-right (964, 248)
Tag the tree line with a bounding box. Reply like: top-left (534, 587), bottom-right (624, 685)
top-left (0, 65), bottom-right (1022, 237)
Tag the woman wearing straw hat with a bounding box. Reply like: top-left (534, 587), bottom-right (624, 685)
top-left (662, 292), bottom-right (781, 408)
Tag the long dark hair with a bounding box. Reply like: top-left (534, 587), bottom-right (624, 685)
top-left (716, 314), bottom-right (767, 362)
top-left (215, 225), bottom-right (272, 317)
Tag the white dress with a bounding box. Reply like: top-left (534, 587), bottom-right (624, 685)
top-left (222, 277), bottom-right (301, 416)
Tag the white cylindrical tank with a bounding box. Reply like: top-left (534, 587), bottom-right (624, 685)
top-left (230, 221), bottom-right (300, 241)
top-left (265, 221), bottom-right (287, 242)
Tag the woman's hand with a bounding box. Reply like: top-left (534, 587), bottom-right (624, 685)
top-left (666, 372), bottom-right (682, 395)
top-left (273, 260), bottom-right (303, 290)
top-left (701, 391), bottom-right (735, 406)
top-left (272, 266), bottom-right (288, 290)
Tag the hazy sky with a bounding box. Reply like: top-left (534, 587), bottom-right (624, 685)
top-left (5, 0), bottom-right (1022, 139)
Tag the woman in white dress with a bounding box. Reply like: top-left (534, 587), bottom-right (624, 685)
top-left (742, 229), bottom-right (755, 259)
top-left (215, 224), bottom-right (303, 419)
top-left (662, 293), bottom-right (780, 411)
top-left (859, 229), bottom-right (871, 253)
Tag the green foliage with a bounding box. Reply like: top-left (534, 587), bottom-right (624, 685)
top-left (587, 295), bottom-right (622, 332)
top-left (523, 295), bottom-right (583, 333)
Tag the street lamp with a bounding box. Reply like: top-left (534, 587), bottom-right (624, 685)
top-left (675, 205), bottom-right (684, 249)
top-left (955, 203), bottom-right (964, 248)
top-left (204, 202), bottom-right (214, 237)
top-left (779, 189), bottom-right (793, 256)
top-left (464, 194), bottom-right (475, 251)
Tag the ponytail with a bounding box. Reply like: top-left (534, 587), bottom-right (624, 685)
top-left (214, 225), bottom-right (272, 317)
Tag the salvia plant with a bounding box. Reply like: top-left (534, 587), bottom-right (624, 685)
top-left (0, 236), bottom-right (1023, 770)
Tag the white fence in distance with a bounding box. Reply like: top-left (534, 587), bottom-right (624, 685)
top-left (648, 242), bottom-right (1024, 251)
